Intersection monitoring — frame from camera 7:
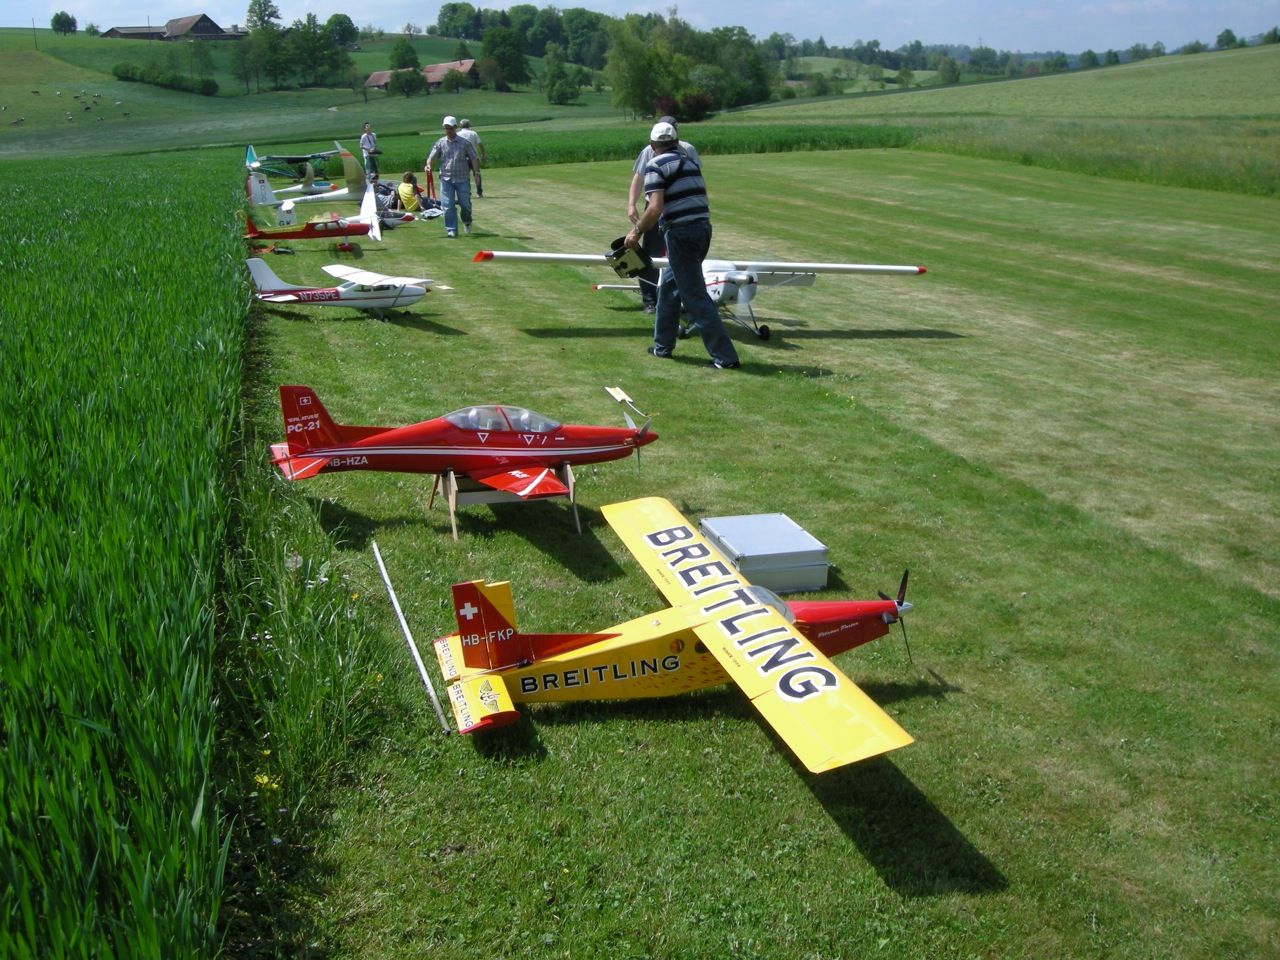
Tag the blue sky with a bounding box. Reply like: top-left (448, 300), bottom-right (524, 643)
top-left (25, 0), bottom-right (1280, 54)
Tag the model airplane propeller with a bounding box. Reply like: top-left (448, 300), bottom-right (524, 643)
top-left (473, 250), bottom-right (926, 340)
top-left (876, 568), bottom-right (913, 663)
top-left (430, 496), bottom-right (915, 773)
top-left (245, 259), bottom-right (441, 318)
top-left (270, 386), bottom-right (659, 537)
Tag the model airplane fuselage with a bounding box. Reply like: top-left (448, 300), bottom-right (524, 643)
top-left (245, 259), bottom-right (434, 316)
top-left (473, 250), bottom-right (926, 340)
top-left (244, 212), bottom-right (372, 243)
top-left (434, 497), bottom-right (914, 773)
top-left (270, 385), bottom-right (657, 494)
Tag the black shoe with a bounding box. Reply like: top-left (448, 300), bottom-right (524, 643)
top-left (647, 346), bottom-right (673, 358)
top-left (708, 358), bottom-right (741, 369)
top-left (642, 303), bottom-right (656, 315)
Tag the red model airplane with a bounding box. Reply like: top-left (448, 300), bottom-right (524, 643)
top-left (270, 386), bottom-right (658, 536)
top-left (243, 210), bottom-right (372, 245)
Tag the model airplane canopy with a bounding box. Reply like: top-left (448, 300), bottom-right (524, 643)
top-left (473, 249), bottom-right (926, 340)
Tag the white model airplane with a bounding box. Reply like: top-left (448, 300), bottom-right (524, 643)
top-left (473, 250), bottom-right (927, 340)
top-left (246, 140), bottom-right (368, 208)
top-left (246, 258), bottom-right (447, 318)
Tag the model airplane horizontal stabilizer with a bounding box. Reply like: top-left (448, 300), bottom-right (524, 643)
top-left (447, 673), bottom-right (521, 733)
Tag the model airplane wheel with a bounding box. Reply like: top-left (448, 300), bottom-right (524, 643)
top-left (677, 325), bottom-right (691, 339)
top-left (758, 325), bottom-right (771, 341)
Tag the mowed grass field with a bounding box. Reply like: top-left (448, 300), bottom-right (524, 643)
top-left (3, 35), bottom-right (1278, 958)
top-left (252, 149), bottom-right (1278, 959)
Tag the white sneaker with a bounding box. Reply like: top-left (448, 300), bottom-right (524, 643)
top-left (463, 223), bottom-right (471, 235)
top-left (446, 231), bottom-right (456, 238)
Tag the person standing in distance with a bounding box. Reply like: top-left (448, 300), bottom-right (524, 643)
top-left (456, 119), bottom-right (486, 196)
top-left (425, 115), bottom-right (480, 238)
top-left (627, 116), bottom-right (700, 315)
top-left (359, 121), bottom-right (379, 179)
top-left (624, 122), bottom-right (739, 369)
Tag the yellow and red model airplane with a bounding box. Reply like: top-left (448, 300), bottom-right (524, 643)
top-left (433, 496), bottom-right (914, 773)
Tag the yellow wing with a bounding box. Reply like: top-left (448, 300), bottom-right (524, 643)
top-left (602, 497), bottom-right (913, 772)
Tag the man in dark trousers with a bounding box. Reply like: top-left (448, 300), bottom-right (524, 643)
top-left (623, 122), bottom-right (740, 369)
top-left (627, 116), bottom-right (699, 314)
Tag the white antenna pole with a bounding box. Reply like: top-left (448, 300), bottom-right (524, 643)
top-left (371, 541), bottom-right (451, 733)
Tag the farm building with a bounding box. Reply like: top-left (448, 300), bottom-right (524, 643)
top-left (102, 14), bottom-right (246, 41)
top-left (365, 59), bottom-right (476, 91)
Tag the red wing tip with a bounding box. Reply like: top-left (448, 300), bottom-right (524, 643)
top-left (917, 266), bottom-right (927, 274)
top-left (472, 251), bottom-right (494, 262)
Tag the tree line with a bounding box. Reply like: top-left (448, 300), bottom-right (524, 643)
top-left (49, 2), bottom-right (1280, 113)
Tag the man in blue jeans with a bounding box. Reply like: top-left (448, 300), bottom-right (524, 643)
top-left (424, 115), bottom-right (480, 238)
top-left (623, 122), bottom-right (740, 369)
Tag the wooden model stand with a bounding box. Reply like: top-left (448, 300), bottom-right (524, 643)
top-left (429, 464), bottom-right (581, 540)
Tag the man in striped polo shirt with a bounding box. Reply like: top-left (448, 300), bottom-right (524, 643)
top-left (623, 122), bottom-right (740, 369)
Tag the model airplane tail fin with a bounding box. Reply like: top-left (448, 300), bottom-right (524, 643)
top-left (246, 257), bottom-right (306, 294)
top-left (242, 213), bottom-right (264, 239)
top-left (246, 172), bottom-right (276, 206)
top-left (244, 144), bottom-right (257, 169)
top-left (278, 385), bottom-right (346, 454)
top-left (451, 580), bottom-right (534, 671)
top-left (336, 140), bottom-right (365, 191)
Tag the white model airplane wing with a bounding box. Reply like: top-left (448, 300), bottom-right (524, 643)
top-left (322, 264), bottom-right (432, 287)
top-left (601, 497), bottom-right (913, 772)
top-left (358, 183), bottom-right (382, 243)
top-left (740, 261), bottom-right (925, 276)
top-left (473, 251), bottom-right (671, 269)
top-left (472, 251), bottom-right (925, 276)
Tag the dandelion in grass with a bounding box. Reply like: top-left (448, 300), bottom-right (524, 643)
top-left (254, 773), bottom-right (280, 792)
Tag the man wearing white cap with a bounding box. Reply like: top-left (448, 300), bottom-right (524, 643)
top-left (624, 121), bottom-right (739, 369)
top-left (628, 115), bottom-right (698, 313)
top-left (425, 115), bottom-right (481, 237)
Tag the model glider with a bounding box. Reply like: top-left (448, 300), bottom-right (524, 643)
top-left (244, 143), bottom-right (340, 180)
top-left (269, 385), bottom-right (658, 536)
top-left (433, 496), bottom-right (914, 773)
top-left (245, 141), bottom-right (366, 207)
top-left (246, 258), bottom-right (438, 317)
top-left (473, 250), bottom-right (926, 341)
